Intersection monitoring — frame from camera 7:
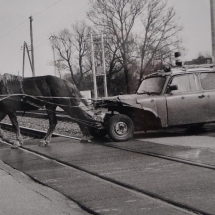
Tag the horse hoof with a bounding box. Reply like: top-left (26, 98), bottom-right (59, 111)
top-left (11, 141), bottom-right (21, 149)
top-left (80, 139), bottom-right (91, 143)
top-left (39, 140), bottom-right (48, 147)
top-left (19, 140), bottom-right (24, 146)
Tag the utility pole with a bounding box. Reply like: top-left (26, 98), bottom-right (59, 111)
top-left (101, 34), bottom-right (108, 97)
top-left (29, 16), bottom-right (35, 76)
top-left (90, 32), bottom-right (98, 99)
top-left (211, 0), bottom-right (215, 63)
top-left (90, 32), bottom-right (108, 99)
top-left (22, 42), bottom-right (26, 78)
top-left (22, 42), bottom-right (33, 77)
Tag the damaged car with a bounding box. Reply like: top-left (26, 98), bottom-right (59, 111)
top-left (92, 65), bottom-right (215, 142)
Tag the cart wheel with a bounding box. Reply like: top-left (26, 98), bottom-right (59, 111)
top-left (89, 127), bottom-right (107, 138)
top-left (107, 114), bottom-right (134, 142)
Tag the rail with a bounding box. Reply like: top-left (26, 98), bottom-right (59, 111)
top-left (0, 124), bottom-right (214, 215)
top-left (16, 110), bottom-right (73, 122)
top-left (0, 122), bottom-right (81, 141)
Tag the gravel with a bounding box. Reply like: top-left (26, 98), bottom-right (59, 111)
top-left (1, 116), bottom-right (82, 138)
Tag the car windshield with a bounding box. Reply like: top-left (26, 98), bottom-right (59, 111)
top-left (137, 76), bottom-right (166, 94)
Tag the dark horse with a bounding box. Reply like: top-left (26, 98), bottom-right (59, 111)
top-left (0, 74), bottom-right (97, 148)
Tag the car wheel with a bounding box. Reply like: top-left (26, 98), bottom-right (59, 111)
top-left (89, 127), bottom-right (107, 138)
top-left (107, 114), bottom-right (134, 142)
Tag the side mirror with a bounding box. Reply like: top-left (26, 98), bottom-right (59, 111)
top-left (166, 84), bottom-right (178, 94)
top-left (169, 84), bottom-right (178, 91)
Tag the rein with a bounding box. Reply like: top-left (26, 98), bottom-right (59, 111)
top-left (0, 94), bottom-right (100, 128)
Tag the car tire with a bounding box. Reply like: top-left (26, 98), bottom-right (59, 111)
top-left (89, 127), bottom-right (107, 138)
top-left (107, 114), bottom-right (134, 142)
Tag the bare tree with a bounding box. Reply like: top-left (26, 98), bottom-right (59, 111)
top-left (138, 0), bottom-right (183, 84)
top-left (87, 0), bottom-right (147, 93)
top-left (50, 21), bottom-right (91, 88)
top-left (51, 0), bottom-right (182, 94)
top-left (71, 21), bottom-right (92, 86)
top-left (184, 52), bottom-right (213, 65)
top-left (51, 29), bottom-right (74, 80)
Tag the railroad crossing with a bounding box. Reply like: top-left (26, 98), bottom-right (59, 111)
top-left (1, 125), bottom-right (215, 214)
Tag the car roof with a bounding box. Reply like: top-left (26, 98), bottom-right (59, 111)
top-left (172, 67), bottom-right (214, 74)
top-left (145, 64), bottom-right (215, 78)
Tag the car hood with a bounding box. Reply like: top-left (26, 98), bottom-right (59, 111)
top-left (94, 93), bottom-right (150, 108)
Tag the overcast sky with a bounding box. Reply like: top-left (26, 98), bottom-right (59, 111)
top-left (0, 0), bottom-right (212, 77)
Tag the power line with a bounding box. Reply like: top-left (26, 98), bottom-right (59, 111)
top-left (0, 1), bottom-right (89, 59)
top-left (34, 7), bottom-right (88, 49)
top-left (33, 4), bottom-right (89, 44)
top-left (32, 0), bottom-right (63, 17)
top-left (0, 19), bottom-right (28, 39)
top-left (0, 0), bottom-right (63, 39)
top-left (34, 39), bottom-right (49, 49)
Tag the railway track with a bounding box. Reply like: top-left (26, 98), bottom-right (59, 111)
top-left (1, 122), bottom-right (215, 214)
top-left (102, 141), bottom-right (215, 171)
top-left (1, 122), bottom-right (214, 170)
top-left (0, 122), bottom-right (81, 141)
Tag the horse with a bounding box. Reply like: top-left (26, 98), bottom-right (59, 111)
top-left (0, 74), bottom-right (98, 149)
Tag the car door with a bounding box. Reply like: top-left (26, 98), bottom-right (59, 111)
top-left (199, 71), bottom-right (215, 122)
top-left (165, 73), bottom-right (211, 126)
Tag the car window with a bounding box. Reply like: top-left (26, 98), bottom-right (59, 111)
top-left (169, 74), bottom-right (198, 94)
top-left (189, 73), bottom-right (199, 91)
top-left (137, 76), bottom-right (166, 94)
top-left (200, 72), bottom-right (215, 90)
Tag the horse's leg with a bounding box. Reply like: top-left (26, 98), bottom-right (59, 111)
top-left (39, 104), bottom-right (57, 146)
top-left (78, 123), bottom-right (91, 143)
top-left (60, 104), bottom-right (92, 142)
top-left (0, 112), bottom-right (10, 142)
top-left (8, 112), bottom-right (23, 149)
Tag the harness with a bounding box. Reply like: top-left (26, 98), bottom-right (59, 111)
top-left (0, 74), bottom-right (100, 128)
top-left (0, 94), bottom-right (99, 128)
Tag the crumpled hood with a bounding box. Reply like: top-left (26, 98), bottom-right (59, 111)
top-left (94, 93), bottom-right (150, 108)
top-left (93, 92), bottom-right (163, 124)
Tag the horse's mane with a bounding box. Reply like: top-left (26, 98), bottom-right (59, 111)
top-left (0, 73), bottom-right (22, 85)
top-left (0, 74), bottom-right (89, 106)
top-left (0, 73), bottom-right (23, 94)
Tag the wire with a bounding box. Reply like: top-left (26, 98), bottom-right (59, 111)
top-left (0, 0), bottom-right (64, 39)
top-left (3, 95), bottom-right (100, 127)
top-left (0, 1), bottom-right (88, 46)
top-left (33, 4), bottom-right (89, 48)
top-left (34, 39), bottom-right (49, 49)
top-left (0, 19), bottom-right (28, 39)
top-left (0, 93), bottom-right (95, 111)
top-left (32, 0), bottom-right (63, 17)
